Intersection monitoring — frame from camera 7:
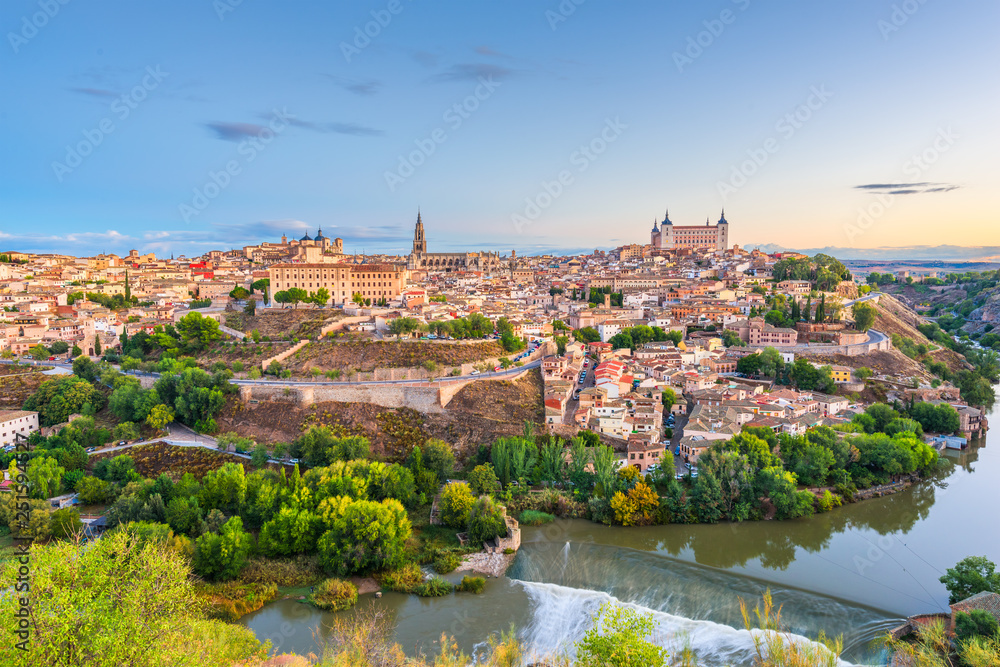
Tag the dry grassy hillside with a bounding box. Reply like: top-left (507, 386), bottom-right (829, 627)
top-left (224, 308), bottom-right (343, 339)
top-left (874, 293), bottom-right (970, 374)
top-left (284, 340), bottom-right (506, 374)
top-left (215, 369), bottom-right (544, 463)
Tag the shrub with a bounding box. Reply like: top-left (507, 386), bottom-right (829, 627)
top-left (432, 552), bottom-right (462, 574)
top-left (457, 576), bottom-right (485, 594)
top-left (194, 581), bottom-right (278, 621)
top-left (309, 578), bottom-right (359, 612)
top-left (518, 510), bottom-right (555, 526)
top-left (816, 490), bottom-right (842, 513)
top-left (377, 562), bottom-right (424, 593)
top-left (238, 555), bottom-right (322, 587)
top-left (438, 482), bottom-right (475, 529)
top-left (467, 497), bottom-right (508, 547)
top-left (414, 576), bottom-right (453, 597)
top-left (467, 464), bottom-right (500, 496)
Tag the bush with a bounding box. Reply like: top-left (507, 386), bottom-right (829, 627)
top-left (194, 581), bottom-right (278, 621)
top-left (432, 552), bottom-right (462, 574)
top-left (414, 576), bottom-right (453, 597)
top-left (467, 497), bottom-right (507, 546)
top-left (518, 510), bottom-right (555, 526)
top-left (309, 578), bottom-right (359, 612)
top-left (238, 555), bottom-right (322, 587)
top-left (438, 482), bottom-right (475, 529)
top-left (377, 562), bottom-right (424, 593)
top-left (467, 464), bottom-right (500, 496)
top-left (457, 576), bottom-right (485, 594)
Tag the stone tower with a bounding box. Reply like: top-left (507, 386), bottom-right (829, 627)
top-left (412, 211), bottom-right (426, 254)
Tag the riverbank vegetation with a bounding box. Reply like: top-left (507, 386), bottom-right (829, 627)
top-left (452, 414), bottom-right (940, 529)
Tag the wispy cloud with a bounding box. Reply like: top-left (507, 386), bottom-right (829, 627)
top-left (854, 182), bottom-right (960, 195)
top-left (427, 63), bottom-right (514, 83)
top-left (412, 50), bottom-right (440, 68)
top-left (71, 87), bottom-right (118, 99)
top-left (275, 115), bottom-right (383, 137)
top-left (204, 121), bottom-right (270, 141)
top-left (474, 46), bottom-right (513, 59)
top-left (323, 74), bottom-right (381, 96)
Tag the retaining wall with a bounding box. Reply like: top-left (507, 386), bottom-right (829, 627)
top-left (260, 339), bottom-right (309, 370)
top-left (237, 366), bottom-right (536, 412)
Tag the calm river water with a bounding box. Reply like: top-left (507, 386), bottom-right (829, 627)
top-left (241, 386), bottom-right (999, 666)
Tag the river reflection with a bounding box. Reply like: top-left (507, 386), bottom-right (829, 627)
top-left (242, 388), bottom-right (999, 666)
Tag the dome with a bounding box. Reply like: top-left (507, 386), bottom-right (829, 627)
top-left (300, 232), bottom-right (313, 242)
top-left (315, 227), bottom-right (326, 240)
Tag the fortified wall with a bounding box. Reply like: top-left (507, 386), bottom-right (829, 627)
top-left (236, 365), bottom-right (536, 412)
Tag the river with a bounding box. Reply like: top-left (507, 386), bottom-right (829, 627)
top-left (240, 387), bottom-right (999, 666)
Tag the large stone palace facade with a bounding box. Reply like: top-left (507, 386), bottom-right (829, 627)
top-left (650, 209), bottom-right (729, 251)
top-left (238, 228), bottom-right (344, 263)
top-left (406, 212), bottom-right (506, 273)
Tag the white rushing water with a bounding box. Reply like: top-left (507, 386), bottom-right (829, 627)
top-left (517, 581), bottom-right (873, 667)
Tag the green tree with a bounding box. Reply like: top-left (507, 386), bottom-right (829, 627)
top-left (146, 403), bottom-right (174, 430)
top-left (954, 610), bottom-right (1000, 642)
top-left (198, 462), bottom-right (247, 514)
top-left (250, 443), bottom-right (269, 468)
top-left (312, 287), bottom-right (330, 306)
top-left (576, 602), bottom-right (669, 667)
top-left (50, 507), bottom-right (84, 538)
top-left (438, 482), bottom-right (475, 529)
top-left (76, 475), bottom-right (113, 505)
top-left (27, 456), bottom-right (64, 499)
top-left (175, 312), bottom-right (222, 351)
top-left (258, 507), bottom-right (322, 557)
top-left (852, 301), bottom-right (876, 332)
top-left (316, 497), bottom-right (411, 576)
top-left (467, 464), bottom-right (500, 496)
top-left (691, 469), bottom-right (724, 523)
top-left (466, 496), bottom-right (508, 546)
top-left (940, 556), bottom-right (1000, 604)
top-left (422, 438), bottom-right (455, 483)
top-left (193, 516), bottom-right (253, 581)
top-left (0, 531), bottom-right (217, 667)
top-left (113, 421), bottom-right (140, 442)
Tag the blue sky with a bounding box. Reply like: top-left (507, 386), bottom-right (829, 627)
top-left (1, 0), bottom-right (997, 258)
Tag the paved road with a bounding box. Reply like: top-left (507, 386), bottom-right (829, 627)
top-left (89, 422), bottom-right (302, 467)
top-left (4, 353), bottom-right (543, 387)
top-left (842, 291), bottom-right (883, 307)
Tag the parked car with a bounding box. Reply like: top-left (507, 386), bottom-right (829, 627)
top-left (289, 458), bottom-right (300, 464)
top-left (117, 440), bottom-right (127, 446)
top-left (494, 366), bottom-right (502, 371)
top-left (470, 369), bottom-right (480, 375)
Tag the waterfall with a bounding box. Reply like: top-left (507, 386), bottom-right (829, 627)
top-left (516, 581), bottom-right (872, 667)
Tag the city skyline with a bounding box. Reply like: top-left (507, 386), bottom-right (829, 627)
top-left (2, 0), bottom-right (998, 258)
